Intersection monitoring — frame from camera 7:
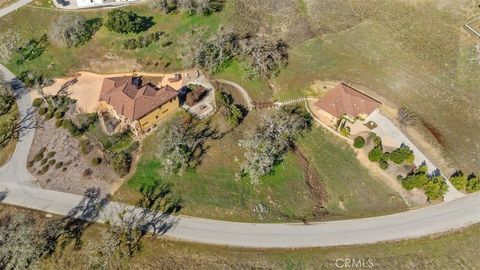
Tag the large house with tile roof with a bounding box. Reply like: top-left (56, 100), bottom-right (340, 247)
top-left (314, 83), bottom-right (381, 121)
top-left (98, 75), bottom-right (181, 133)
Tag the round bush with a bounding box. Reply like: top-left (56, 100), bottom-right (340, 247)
top-left (379, 159), bottom-right (389, 170)
top-left (40, 158), bottom-right (48, 165)
top-left (33, 152), bottom-right (44, 162)
top-left (353, 136), bottom-right (365, 148)
top-left (48, 159), bottom-right (56, 166)
top-left (55, 119), bottom-right (63, 128)
top-left (45, 111), bottom-right (54, 120)
top-left (27, 160), bottom-right (34, 168)
top-left (32, 98), bottom-right (44, 107)
top-left (54, 111), bottom-right (65, 119)
top-left (38, 107), bottom-right (48, 115)
top-left (55, 161), bottom-right (63, 169)
top-left (39, 147), bottom-right (47, 153)
top-left (47, 151), bottom-right (56, 158)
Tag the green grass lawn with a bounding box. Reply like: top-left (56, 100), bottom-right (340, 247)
top-left (115, 112), bottom-right (317, 222)
top-left (298, 126), bottom-right (407, 219)
top-left (115, 111), bottom-right (406, 222)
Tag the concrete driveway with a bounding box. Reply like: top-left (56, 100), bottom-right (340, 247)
top-left (367, 110), bottom-right (464, 201)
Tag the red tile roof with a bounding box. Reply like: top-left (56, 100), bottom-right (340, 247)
top-left (99, 76), bottom-right (179, 121)
top-left (314, 83), bottom-right (381, 118)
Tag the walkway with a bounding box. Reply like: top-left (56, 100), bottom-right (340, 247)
top-left (216, 79), bottom-right (254, 111)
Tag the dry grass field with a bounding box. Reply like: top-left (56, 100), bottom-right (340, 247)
top-left (0, 205), bottom-right (477, 270)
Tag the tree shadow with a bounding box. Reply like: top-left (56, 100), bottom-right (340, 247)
top-left (44, 187), bottom-right (110, 255)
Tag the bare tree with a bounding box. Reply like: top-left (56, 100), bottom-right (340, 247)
top-left (240, 105), bottom-right (311, 183)
top-left (49, 14), bottom-right (93, 47)
top-left (0, 214), bottom-right (44, 270)
top-left (397, 107), bottom-right (419, 127)
top-left (0, 29), bottom-right (20, 62)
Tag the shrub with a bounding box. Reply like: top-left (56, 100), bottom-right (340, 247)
top-left (47, 151), bottom-right (55, 158)
top-left (48, 159), bottom-right (56, 166)
top-left (368, 145), bottom-right (383, 162)
top-left (32, 98), bottom-right (44, 107)
top-left (79, 139), bottom-right (92, 155)
top-left (353, 136), bottom-right (365, 148)
top-left (40, 158), bottom-right (48, 165)
top-left (105, 10), bottom-right (153, 34)
top-left (27, 160), bottom-right (34, 168)
top-left (122, 31), bottom-right (163, 50)
top-left (389, 145), bottom-right (414, 164)
top-left (38, 107), bottom-right (48, 115)
top-left (16, 34), bottom-right (48, 64)
top-left (401, 165), bottom-right (447, 201)
top-left (33, 152), bottom-right (44, 162)
top-left (54, 111), bottom-right (64, 119)
top-left (39, 147), bottom-right (47, 153)
top-left (91, 157), bottom-right (102, 166)
top-left (379, 159), bottom-right (389, 170)
top-left (55, 161), bottom-right (63, 169)
top-left (55, 119), bottom-right (63, 128)
top-left (45, 111), bottom-right (54, 120)
top-left (450, 173), bottom-right (467, 191)
top-left (110, 152), bottom-right (132, 176)
top-left (466, 175), bottom-right (480, 193)
top-left (373, 135), bottom-right (382, 146)
top-left (62, 119), bottom-right (82, 137)
top-left (38, 165), bottom-right (49, 175)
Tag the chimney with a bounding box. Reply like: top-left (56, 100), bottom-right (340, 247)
top-left (132, 76), bottom-right (142, 87)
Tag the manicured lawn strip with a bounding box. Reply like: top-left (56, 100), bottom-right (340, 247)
top-left (297, 126), bottom-right (407, 219)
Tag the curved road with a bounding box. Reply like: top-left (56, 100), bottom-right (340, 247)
top-left (1, 1), bottom-right (479, 249)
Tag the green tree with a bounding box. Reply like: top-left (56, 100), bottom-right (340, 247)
top-left (450, 172), bottom-right (467, 191)
top-left (110, 152), bottom-right (132, 176)
top-left (353, 136), bottom-right (365, 148)
top-left (105, 10), bottom-right (153, 34)
top-left (368, 145), bottom-right (383, 162)
top-left (389, 145), bottom-right (414, 164)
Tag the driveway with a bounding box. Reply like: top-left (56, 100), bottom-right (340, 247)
top-left (367, 110), bottom-right (464, 201)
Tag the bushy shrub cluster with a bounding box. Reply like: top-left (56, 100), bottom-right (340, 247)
top-left (122, 31), bottom-right (163, 50)
top-left (16, 34), bottom-right (48, 64)
top-left (151, 0), bottom-right (224, 15)
top-left (450, 172), bottom-right (480, 193)
top-left (106, 10), bottom-right (153, 34)
top-left (400, 165), bottom-right (447, 201)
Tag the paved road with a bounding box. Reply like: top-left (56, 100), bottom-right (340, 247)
top-left (367, 111), bottom-right (464, 201)
top-left (1, 2), bottom-right (479, 249)
top-left (0, 0), bottom-right (31, 17)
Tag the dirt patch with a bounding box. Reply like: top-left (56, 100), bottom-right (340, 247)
top-left (294, 147), bottom-right (328, 220)
top-left (27, 118), bottom-right (121, 196)
top-left (421, 120), bottom-right (445, 146)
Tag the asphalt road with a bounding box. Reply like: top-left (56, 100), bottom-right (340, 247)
top-left (0, 1), bottom-right (479, 249)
